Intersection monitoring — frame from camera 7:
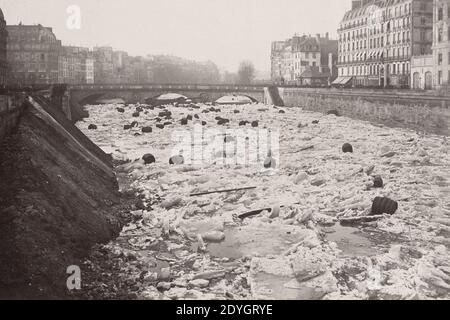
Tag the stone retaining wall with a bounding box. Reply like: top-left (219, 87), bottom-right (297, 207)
top-left (0, 94), bottom-right (26, 142)
top-left (276, 88), bottom-right (450, 136)
top-left (0, 97), bottom-right (123, 299)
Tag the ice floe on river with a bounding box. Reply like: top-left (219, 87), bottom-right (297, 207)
top-left (77, 101), bottom-right (450, 300)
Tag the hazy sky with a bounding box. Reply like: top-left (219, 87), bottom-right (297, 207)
top-left (0, 0), bottom-right (350, 72)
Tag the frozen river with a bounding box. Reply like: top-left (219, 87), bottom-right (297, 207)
top-left (77, 101), bottom-right (450, 300)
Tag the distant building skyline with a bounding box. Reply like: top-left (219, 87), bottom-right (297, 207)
top-left (271, 33), bottom-right (338, 85)
top-left (0, 0), bottom-right (349, 73)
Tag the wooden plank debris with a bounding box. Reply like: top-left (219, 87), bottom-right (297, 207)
top-left (339, 214), bottom-right (385, 225)
top-left (190, 186), bottom-right (256, 197)
top-left (238, 202), bottom-right (301, 220)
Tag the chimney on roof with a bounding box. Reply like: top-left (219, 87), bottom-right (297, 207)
top-left (329, 52), bottom-right (333, 72)
top-left (326, 32), bottom-right (329, 40)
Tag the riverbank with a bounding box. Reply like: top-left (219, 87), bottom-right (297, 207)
top-left (0, 98), bottom-right (131, 299)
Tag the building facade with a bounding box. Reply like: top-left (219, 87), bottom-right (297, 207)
top-left (270, 41), bottom-right (285, 83)
top-left (411, 54), bottom-right (434, 88)
top-left (85, 54), bottom-right (94, 84)
top-left (337, 0), bottom-right (433, 88)
top-left (271, 34), bottom-right (338, 85)
top-left (7, 24), bottom-right (62, 85)
top-left (58, 46), bottom-right (94, 84)
top-left (432, 0), bottom-right (450, 89)
top-left (93, 46), bottom-right (114, 84)
top-left (0, 9), bottom-right (7, 85)
top-left (112, 51), bottom-right (130, 83)
top-left (292, 35), bottom-right (322, 81)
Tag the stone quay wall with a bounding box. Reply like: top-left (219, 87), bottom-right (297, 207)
top-left (275, 88), bottom-right (450, 136)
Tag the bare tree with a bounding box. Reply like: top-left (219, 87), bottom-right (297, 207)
top-left (237, 60), bottom-right (256, 84)
top-left (222, 71), bottom-right (237, 84)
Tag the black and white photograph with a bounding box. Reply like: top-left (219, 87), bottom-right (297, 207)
top-left (0, 0), bottom-right (449, 303)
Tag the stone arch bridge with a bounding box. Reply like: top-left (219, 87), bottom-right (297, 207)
top-left (68, 84), bottom-right (266, 107)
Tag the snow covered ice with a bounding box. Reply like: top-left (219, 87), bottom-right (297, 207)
top-left (77, 100), bottom-right (450, 300)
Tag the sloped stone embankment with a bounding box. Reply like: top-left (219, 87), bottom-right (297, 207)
top-left (0, 97), bottom-right (127, 299)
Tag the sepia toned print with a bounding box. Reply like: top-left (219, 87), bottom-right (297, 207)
top-left (0, 0), bottom-right (449, 301)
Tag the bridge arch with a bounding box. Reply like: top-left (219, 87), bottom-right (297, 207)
top-left (68, 84), bottom-right (266, 111)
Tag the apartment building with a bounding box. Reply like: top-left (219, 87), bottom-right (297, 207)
top-left (336, 0), bottom-right (433, 88)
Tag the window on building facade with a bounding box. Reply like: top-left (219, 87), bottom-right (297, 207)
top-left (439, 28), bottom-right (443, 42)
top-left (421, 30), bottom-right (426, 41)
top-left (439, 53), bottom-right (443, 65)
top-left (439, 71), bottom-right (443, 85)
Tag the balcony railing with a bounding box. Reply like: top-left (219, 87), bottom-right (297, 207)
top-left (337, 54), bottom-right (411, 65)
top-left (383, 55), bottom-right (411, 62)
